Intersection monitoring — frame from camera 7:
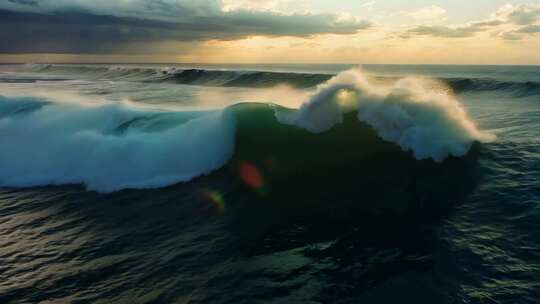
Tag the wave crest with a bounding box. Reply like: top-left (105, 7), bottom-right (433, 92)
top-left (276, 68), bottom-right (495, 162)
top-left (0, 96), bottom-right (236, 192)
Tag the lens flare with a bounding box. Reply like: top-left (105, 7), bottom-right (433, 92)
top-left (238, 161), bottom-right (265, 191)
top-left (201, 191), bottom-right (226, 214)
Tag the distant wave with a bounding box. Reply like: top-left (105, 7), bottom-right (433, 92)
top-left (446, 77), bottom-right (540, 96)
top-left (24, 64), bottom-right (540, 96)
top-left (160, 69), bottom-right (331, 88)
top-left (28, 64), bottom-right (332, 88)
top-left (0, 69), bottom-right (494, 192)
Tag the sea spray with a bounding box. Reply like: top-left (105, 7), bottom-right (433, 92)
top-left (276, 68), bottom-right (495, 162)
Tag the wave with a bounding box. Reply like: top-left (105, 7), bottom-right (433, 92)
top-left (27, 64), bottom-right (332, 88)
top-left (0, 69), bottom-right (494, 192)
top-left (29, 63), bottom-right (160, 82)
top-left (0, 95), bottom-right (236, 192)
top-left (24, 64), bottom-right (540, 96)
top-left (276, 69), bottom-right (494, 162)
top-left (159, 69), bottom-right (331, 88)
top-left (447, 77), bottom-right (540, 96)
top-left (230, 102), bottom-right (482, 235)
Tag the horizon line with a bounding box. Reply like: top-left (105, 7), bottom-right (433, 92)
top-left (1, 62), bottom-right (540, 67)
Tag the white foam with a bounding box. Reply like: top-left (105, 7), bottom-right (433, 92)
top-left (276, 68), bottom-right (495, 162)
top-left (0, 95), bottom-right (236, 192)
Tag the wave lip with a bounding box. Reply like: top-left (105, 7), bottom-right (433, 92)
top-left (276, 68), bottom-right (495, 162)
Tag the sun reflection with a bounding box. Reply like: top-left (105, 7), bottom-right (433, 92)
top-left (337, 89), bottom-right (351, 100)
top-left (336, 89), bottom-right (357, 109)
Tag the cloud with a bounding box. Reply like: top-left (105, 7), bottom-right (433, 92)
top-left (496, 3), bottom-right (540, 25)
top-left (403, 19), bottom-right (498, 39)
top-left (403, 5), bottom-right (447, 21)
top-left (404, 25), bottom-right (475, 38)
top-left (0, 0), bottom-right (371, 53)
top-left (516, 24), bottom-right (540, 33)
top-left (497, 24), bottom-right (540, 41)
top-left (359, 1), bottom-right (376, 11)
top-left (221, 0), bottom-right (310, 13)
top-left (492, 4), bottom-right (540, 41)
top-left (498, 31), bottom-right (523, 41)
top-left (402, 3), bottom-right (540, 41)
top-left (0, 0), bottom-right (221, 22)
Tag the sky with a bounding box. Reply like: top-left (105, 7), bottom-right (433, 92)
top-left (1, 0), bottom-right (540, 64)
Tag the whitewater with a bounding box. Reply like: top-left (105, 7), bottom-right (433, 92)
top-left (0, 66), bottom-right (494, 192)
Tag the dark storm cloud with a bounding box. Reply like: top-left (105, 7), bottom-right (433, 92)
top-left (0, 0), bottom-right (372, 54)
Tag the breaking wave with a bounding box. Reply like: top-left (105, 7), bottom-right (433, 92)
top-left (0, 96), bottom-right (236, 192)
top-left (276, 69), bottom-right (495, 162)
top-left (0, 69), bottom-right (494, 192)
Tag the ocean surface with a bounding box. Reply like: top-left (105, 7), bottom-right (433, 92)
top-left (0, 63), bottom-right (539, 303)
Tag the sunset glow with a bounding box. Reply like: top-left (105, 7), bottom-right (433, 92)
top-left (1, 1), bottom-right (540, 64)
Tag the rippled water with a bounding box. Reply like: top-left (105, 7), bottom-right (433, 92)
top-left (0, 64), bottom-right (539, 303)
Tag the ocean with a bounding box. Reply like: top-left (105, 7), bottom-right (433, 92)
top-left (0, 63), bottom-right (539, 303)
